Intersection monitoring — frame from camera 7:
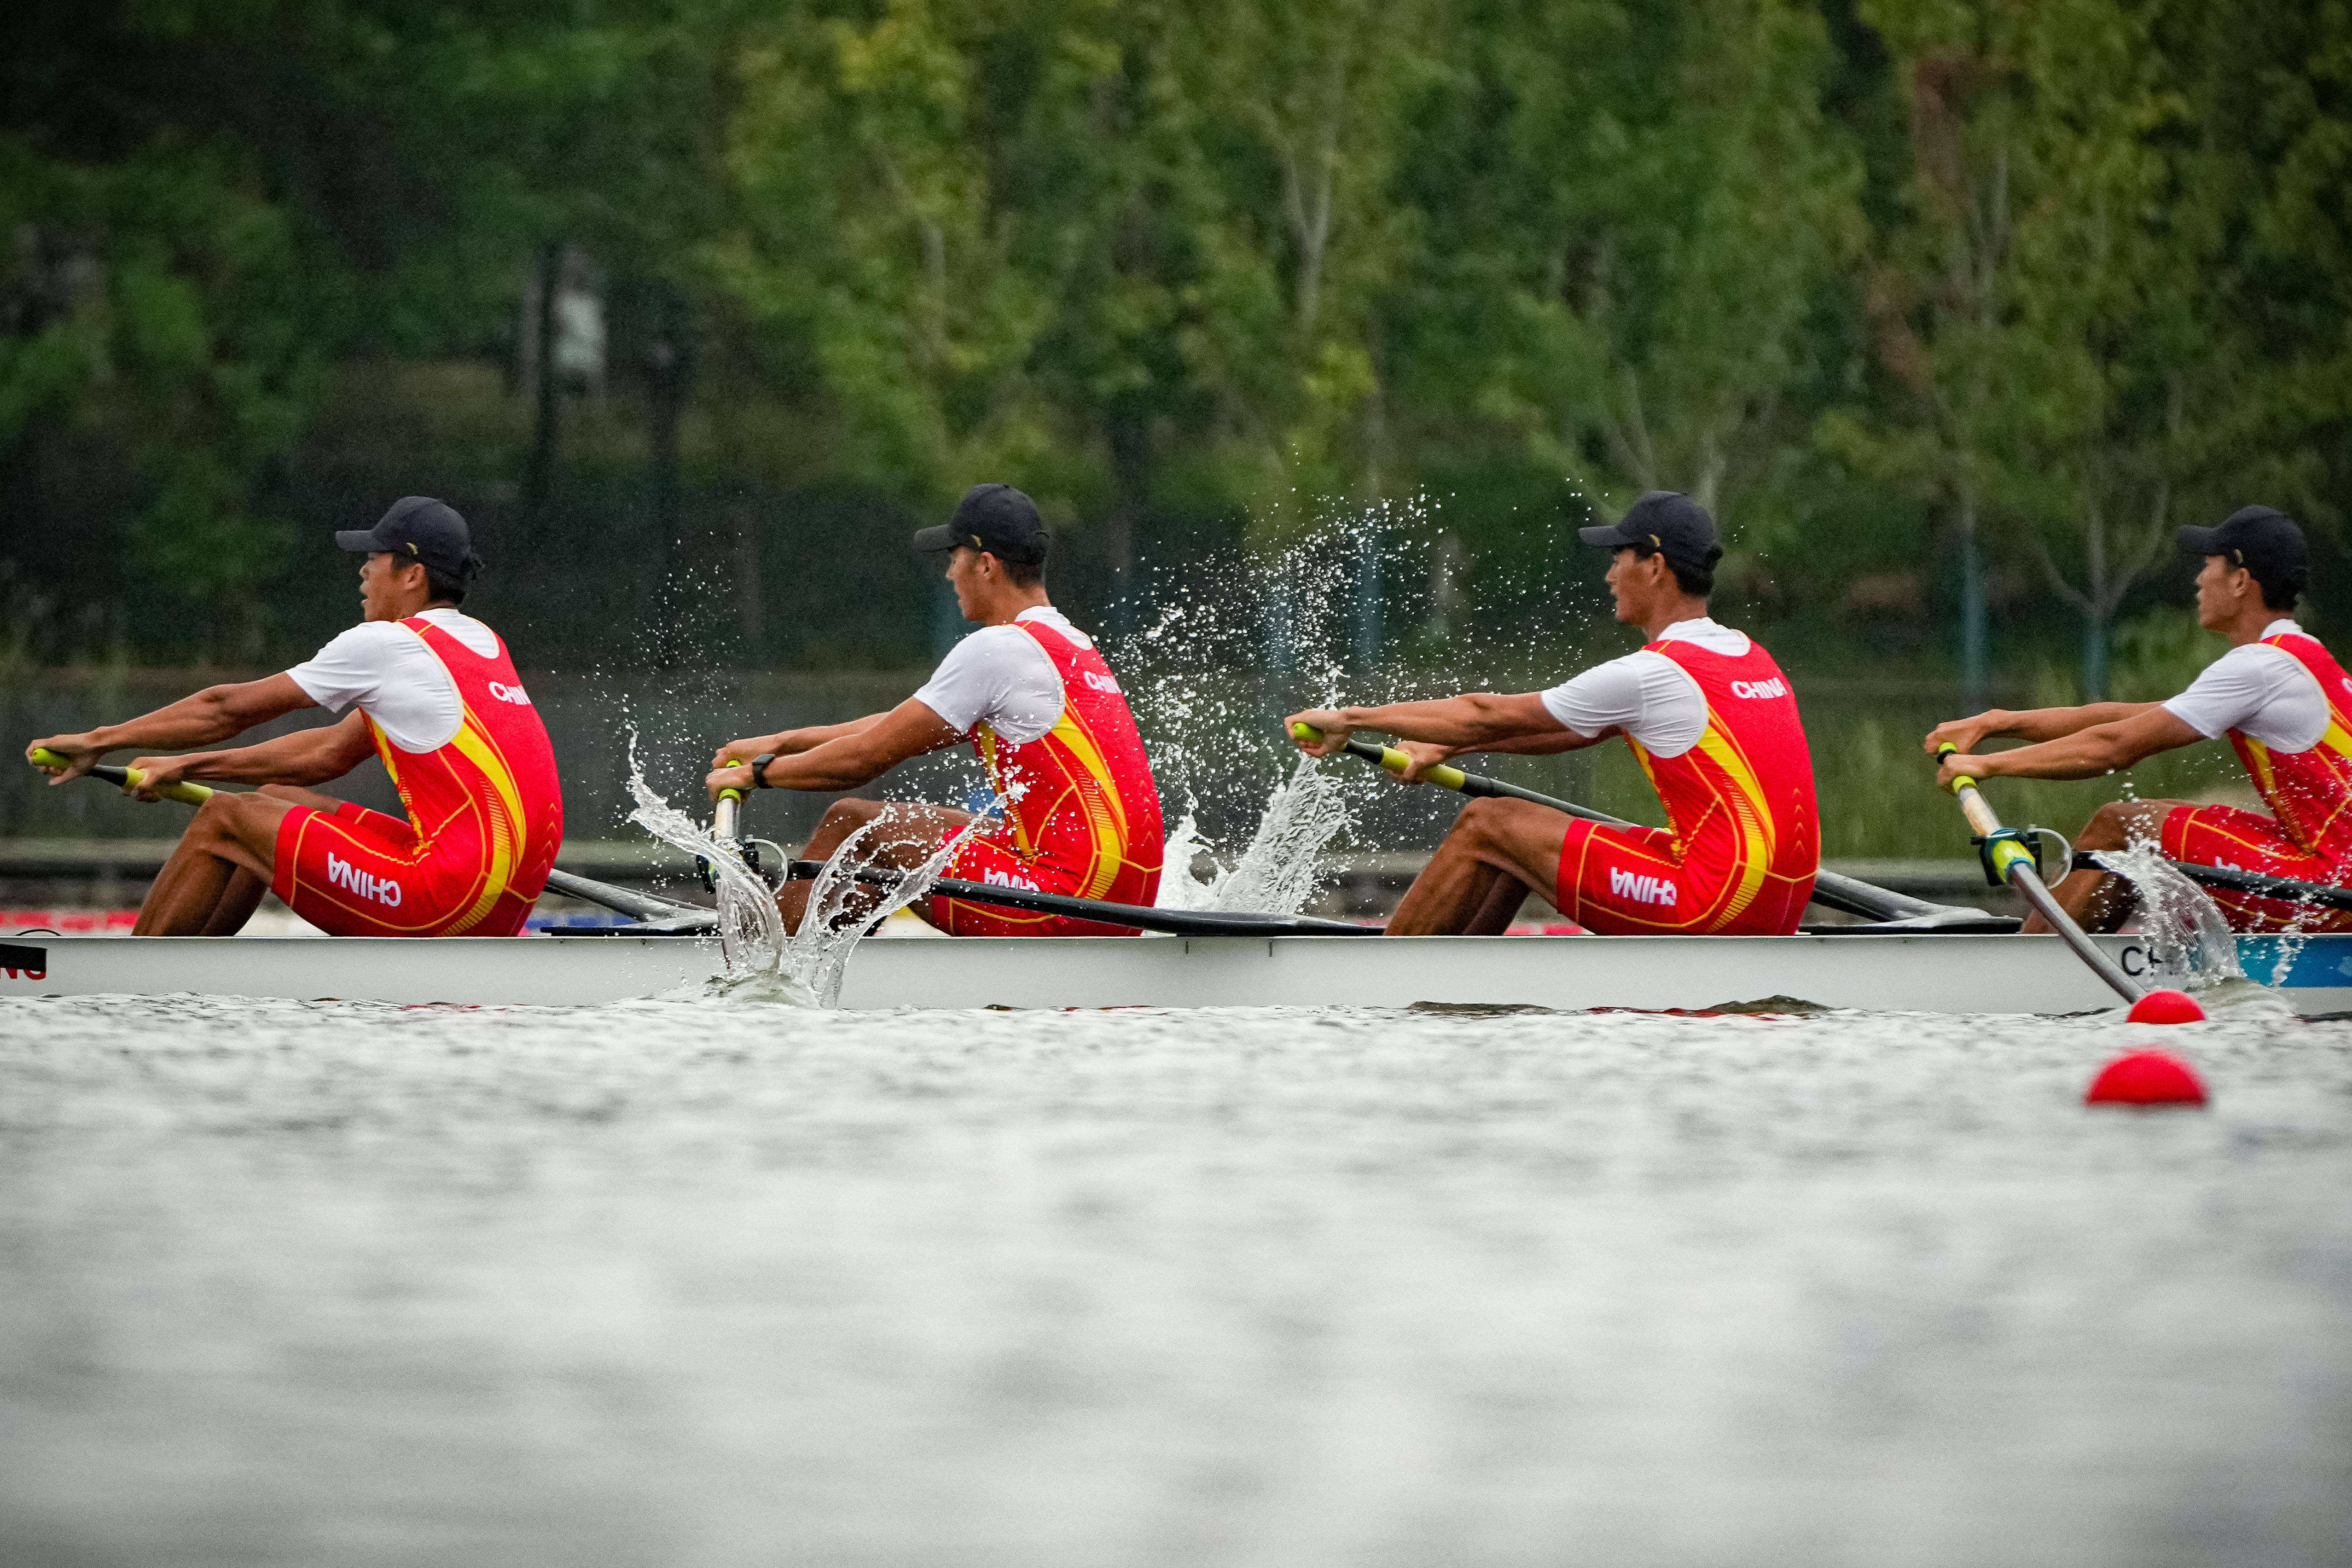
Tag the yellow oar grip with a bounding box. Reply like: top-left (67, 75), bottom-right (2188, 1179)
top-left (1374, 745), bottom-right (1468, 791)
top-left (29, 746), bottom-right (214, 805)
top-left (1934, 743), bottom-right (1978, 795)
top-left (1289, 721), bottom-right (1322, 744)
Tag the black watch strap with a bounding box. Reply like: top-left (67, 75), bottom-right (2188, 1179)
top-left (749, 752), bottom-right (778, 788)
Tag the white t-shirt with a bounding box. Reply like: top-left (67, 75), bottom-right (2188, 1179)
top-left (285, 607), bottom-right (504, 753)
top-left (1536, 617), bottom-right (1752, 761)
top-left (912, 606), bottom-right (1091, 744)
top-left (2162, 619), bottom-right (2332, 751)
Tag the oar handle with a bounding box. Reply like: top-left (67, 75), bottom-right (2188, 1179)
top-left (29, 746), bottom-right (215, 806)
top-left (1935, 743), bottom-right (2013, 850)
top-left (1291, 722), bottom-right (1473, 791)
top-left (1932, 744), bottom-right (2141, 1000)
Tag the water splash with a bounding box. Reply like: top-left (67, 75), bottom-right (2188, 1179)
top-left (778, 801), bottom-right (1002, 1007)
top-left (2100, 841), bottom-right (2246, 989)
top-left (1117, 499), bottom-right (1459, 912)
top-left (623, 736), bottom-right (787, 979)
top-left (1157, 757), bottom-right (1352, 917)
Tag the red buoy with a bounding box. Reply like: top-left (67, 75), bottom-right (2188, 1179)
top-left (2126, 988), bottom-right (2205, 1025)
top-left (2085, 1050), bottom-right (2208, 1107)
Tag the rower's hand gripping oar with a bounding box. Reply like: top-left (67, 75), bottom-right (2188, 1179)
top-left (28, 747), bottom-right (215, 806)
top-left (1290, 723), bottom-right (1963, 927)
top-left (1934, 743), bottom-right (2143, 1002)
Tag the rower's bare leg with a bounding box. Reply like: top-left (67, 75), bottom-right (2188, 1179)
top-left (190, 787), bottom-right (353, 935)
top-left (200, 869), bottom-right (271, 936)
top-left (784, 798), bottom-right (977, 935)
top-left (1387, 798), bottom-right (1568, 936)
top-left (134, 791), bottom-right (298, 936)
top-left (2030, 798), bottom-right (2185, 935)
top-left (1464, 872), bottom-right (1535, 935)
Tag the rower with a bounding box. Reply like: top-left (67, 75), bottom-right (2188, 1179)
top-left (25, 498), bottom-right (562, 936)
top-left (1288, 492), bottom-right (1820, 935)
top-left (708, 483), bottom-right (1163, 935)
top-left (1927, 505), bottom-right (2352, 934)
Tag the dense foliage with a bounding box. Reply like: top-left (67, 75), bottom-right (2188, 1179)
top-left (2, 0), bottom-right (2346, 682)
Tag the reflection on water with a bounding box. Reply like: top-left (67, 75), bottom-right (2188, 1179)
top-left (2, 995), bottom-right (2349, 1567)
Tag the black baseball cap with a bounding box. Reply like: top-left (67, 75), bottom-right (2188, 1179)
top-left (912, 483), bottom-right (1049, 565)
top-left (2178, 505), bottom-right (2307, 595)
top-left (1578, 490), bottom-right (1723, 571)
top-left (336, 496), bottom-right (481, 579)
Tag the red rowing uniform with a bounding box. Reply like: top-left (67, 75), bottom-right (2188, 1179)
top-left (273, 616), bottom-right (563, 936)
top-left (930, 616), bottom-right (1163, 936)
top-left (2162, 627), bottom-right (2352, 932)
top-left (1553, 634), bottom-right (1820, 934)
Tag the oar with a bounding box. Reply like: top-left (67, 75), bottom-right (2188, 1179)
top-left (781, 859), bottom-right (1379, 938)
top-left (1934, 743), bottom-right (2143, 1002)
top-left (28, 746), bottom-right (695, 926)
top-left (1292, 724), bottom-right (1962, 926)
top-left (29, 748), bottom-right (215, 805)
top-left (2085, 852), bottom-right (2352, 914)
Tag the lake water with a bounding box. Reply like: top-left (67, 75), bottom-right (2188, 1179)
top-left (2, 993), bottom-right (2348, 1567)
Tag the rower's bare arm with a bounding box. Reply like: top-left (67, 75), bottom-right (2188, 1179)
top-left (1939, 706), bottom-right (2201, 786)
top-left (712, 713), bottom-right (889, 770)
top-left (1924, 702), bottom-right (2162, 757)
top-left (710, 699), bottom-right (959, 796)
top-left (1285, 692), bottom-right (1558, 755)
top-left (1452, 727), bottom-right (1609, 757)
top-left (28, 674), bottom-right (318, 784)
top-left (129, 711), bottom-right (377, 794)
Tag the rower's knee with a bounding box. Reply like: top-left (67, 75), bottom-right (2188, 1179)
top-left (2077, 798), bottom-right (2172, 850)
top-left (185, 792), bottom-right (241, 843)
top-left (184, 790), bottom-right (282, 858)
top-left (1449, 796), bottom-right (1513, 848)
top-left (806, 796), bottom-right (889, 855)
top-left (821, 798), bottom-right (889, 833)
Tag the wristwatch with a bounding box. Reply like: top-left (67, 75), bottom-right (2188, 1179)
top-left (748, 752), bottom-right (778, 788)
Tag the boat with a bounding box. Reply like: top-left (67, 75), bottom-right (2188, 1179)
top-left (3, 929), bottom-right (2341, 1012)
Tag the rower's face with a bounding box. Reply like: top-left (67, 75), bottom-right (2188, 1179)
top-left (2194, 554), bottom-right (2246, 630)
top-left (1605, 548), bottom-right (1661, 622)
top-left (359, 552), bottom-right (427, 621)
top-left (945, 546), bottom-right (985, 620)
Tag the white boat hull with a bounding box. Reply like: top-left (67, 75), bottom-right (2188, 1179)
top-left (5, 931), bottom-right (2346, 1013)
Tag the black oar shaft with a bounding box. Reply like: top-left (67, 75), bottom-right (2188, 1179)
top-left (1934, 747), bottom-right (2142, 1002)
top-left (784, 859), bottom-right (1378, 938)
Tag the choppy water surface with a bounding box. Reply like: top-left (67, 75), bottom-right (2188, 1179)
top-left (3, 996), bottom-right (2349, 1568)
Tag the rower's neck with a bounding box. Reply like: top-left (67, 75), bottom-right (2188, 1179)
top-left (981, 587), bottom-right (1053, 628)
top-left (1641, 601), bottom-right (1713, 641)
top-left (2221, 607), bottom-right (2286, 647)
